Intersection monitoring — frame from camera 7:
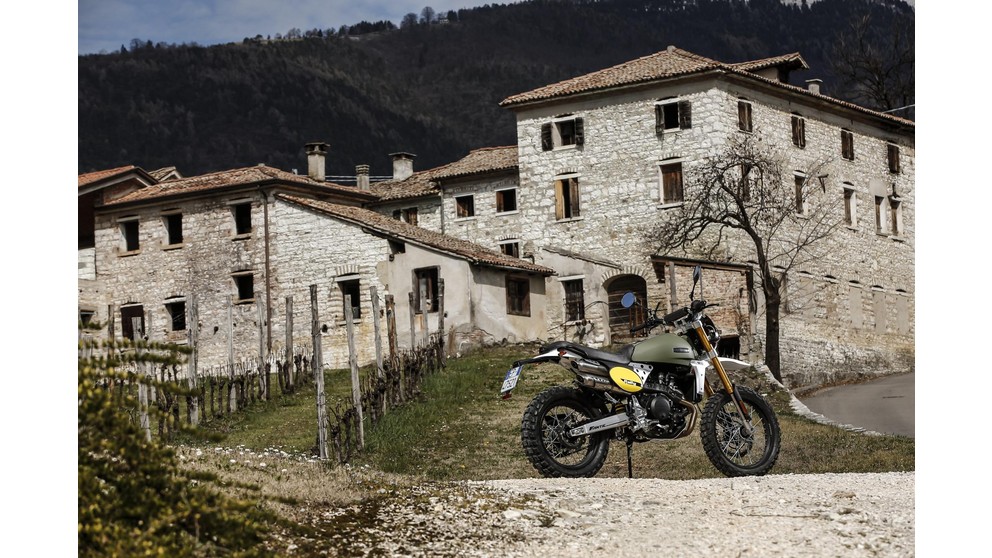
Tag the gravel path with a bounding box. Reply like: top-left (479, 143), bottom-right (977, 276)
top-left (320, 471), bottom-right (914, 557)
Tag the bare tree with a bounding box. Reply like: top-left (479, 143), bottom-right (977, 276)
top-left (652, 132), bottom-right (842, 382)
top-left (401, 12), bottom-right (419, 30)
top-left (420, 6), bottom-right (436, 25)
top-left (830, 12), bottom-right (915, 118)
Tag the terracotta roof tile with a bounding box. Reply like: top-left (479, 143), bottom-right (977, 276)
top-left (78, 165), bottom-right (142, 189)
top-left (278, 194), bottom-right (554, 275)
top-left (500, 46), bottom-right (914, 128)
top-left (104, 165), bottom-right (369, 205)
top-left (371, 146), bottom-right (518, 202)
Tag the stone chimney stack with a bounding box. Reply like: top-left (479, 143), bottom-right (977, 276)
top-left (806, 79), bottom-right (822, 96)
top-left (390, 152), bottom-right (416, 181)
top-left (305, 142), bottom-right (329, 181)
top-left (356, 164), bottom-right (370, 191)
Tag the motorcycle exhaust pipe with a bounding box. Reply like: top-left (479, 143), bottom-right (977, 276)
top-left (568, 412), bottom-right (632, 437)
top-left (574, 370), bottom-right (630, 396)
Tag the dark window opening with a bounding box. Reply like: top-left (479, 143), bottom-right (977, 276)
top-left (795, 175), bottom-right (806, 214)
top-left (233, 203), bottom-right (252, 235)
top-left (414, 267), bottom-right (439, 313)
top-left (496, 189), bottom-right (517, 213)
top-left (875, 196), bottom-right (885, 233)
top-left (79, 310), bottom-right (95, 327)
top-left (656, 100), bottom-right (691, 134)
top-left (738, 100), bottom-right (753, 132)
top-left (121, 220), bottom-right (139, 252)
top-left (888, 144), bottom-right (901, 174)
top-left (554, 177), bottom-right (580, 220)
top-left (120, 305), bottom-right (144, 341)
top-left (889, 198), bottom-right (901, 236)
top-left (165, 213), bottom-right (183, 245)
top-left (234, 273), bottom-right (254, 302)
top-left (456, 195), bottom-right (475, 218)
top-left (557, 119), bottom-right (577, 146)
top-left (563, 279), bottom-right (585, 322)
top-left (165, 300), bottom-right (186, 331)
top-left (403, 207), bottom-right (418, 226)
top-left (739, 163), bottom-right (753, 201)
top-left (844, 188), bottom-right (855, 226)
top-left (500, 242), bottom-right (520, 258)
top-left (791, 114), bottom-right (806, 148)
top-left (841, 129), bottom-right (855, 160)
top-left (506, 276), bottom-right (531, 316)
top-left (661, 161), bottom-right (684, 204)
top-left (339, 279), bottom-right (362, 319)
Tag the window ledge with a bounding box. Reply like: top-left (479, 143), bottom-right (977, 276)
top-left (232, 233), bottom-right (252, 241)
top-left (554, 216), bottom-right (584, 224)
top-left (507, 312), bottom-right (531, 317)
top-left (454, 216), bottom-right (477, 222)
top-left (119, 249), bottom-right (141, 257)
top-left (552, 144), bottom-right (579, 152)
top-left (845, 225), bottom-right (858, 231)
top-left (657, 202), bottom-right (684, 210)
top-left (235, 298), bottom-right (256, 305)
top-left (163, 243), bottom-right (185, 251)
top-left (564, 319), bottom-right (589, 326)
top-left (496, 210), bottom-right (520, 217)
top-left (891, 235), bottom-right (907, 243)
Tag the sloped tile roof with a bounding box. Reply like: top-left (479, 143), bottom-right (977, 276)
top-left (104, 165), bottom-right (371, 206)
top-left (148, 166), bottom-right (181, 181)
top-left (371, 146), bottom-right (518, 202)
top-left (278, 194), bottom-right (554, 275)
top-left (500, 46), bottom-right (913, 128)
top-left (78, 165), bottom-right (147, 189)
top-left (728, 52), bottom-right (808, 73)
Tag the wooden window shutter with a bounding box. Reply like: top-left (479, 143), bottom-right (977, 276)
top-left (554, 179), bottom-right (565, 220)
top-left (541, 123), bottom-right (553, 151)
top-left (678, 101), bottom-right (692, 129)
top-left (574, 117), bottom-right (584, 145)
top-left (655, 105), bottom-right (664, 136)
top-left (569, 177), bottom-right (580, 217)
top-left (888, 144), bottom-right (900, 173)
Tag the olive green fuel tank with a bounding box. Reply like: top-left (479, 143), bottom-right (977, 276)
top-left (630, 332), bottom-right (695, 365)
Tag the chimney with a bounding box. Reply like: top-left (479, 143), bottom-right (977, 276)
top-left (305, 142), bottom-right (329, 181)
top-left (390, 152), bottom-right (416, 181)
top-left (356, 164), bottom-right (370, 191)
top-left (806, 79), bottom-right (822, 96)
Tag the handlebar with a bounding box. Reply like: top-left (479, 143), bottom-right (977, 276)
top-left (628, 300), bottom-right (721, 334)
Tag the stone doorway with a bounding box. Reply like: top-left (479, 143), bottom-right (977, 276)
top-left (606, 275), bottom-right (647, 345)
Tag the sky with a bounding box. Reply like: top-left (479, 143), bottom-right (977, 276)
top-left (78, 0), bottom-right (510, 54)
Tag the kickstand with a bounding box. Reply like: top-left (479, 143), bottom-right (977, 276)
top-left (625, 435), bottom-right (634, 479)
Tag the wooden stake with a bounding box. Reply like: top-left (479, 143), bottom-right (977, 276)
top-left (311, 285), bottom-right (328, 459)
top-left (187, 296), bottom-right (200, 426)
top-left (286, 296), bottom-right (294, 391)
top-left (437, 279), bottom-right (446, 366)
top-left (227, 295), bottom-right (237, 412)
top-left (408, 291), bottom-right (417, 349)
top-left (345, 295), bottom-right (365, 449)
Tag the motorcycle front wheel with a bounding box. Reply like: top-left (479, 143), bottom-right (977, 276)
top-left (521, 386), bottom-right (610, 478)
top-left (700, 386), bottom-right (781, 477)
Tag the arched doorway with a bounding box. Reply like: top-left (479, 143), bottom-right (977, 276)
top-left (606, 275), bottom-right (648, 345)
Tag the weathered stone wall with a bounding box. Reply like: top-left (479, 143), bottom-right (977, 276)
top-left (373, 198), bottom-right (443, 232)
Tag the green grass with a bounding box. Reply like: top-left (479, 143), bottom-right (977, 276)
top-left (184, 343), bottom-right (914, 481)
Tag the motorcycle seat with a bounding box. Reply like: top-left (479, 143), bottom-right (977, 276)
top-left (540, 340), bottom-right (634, 367)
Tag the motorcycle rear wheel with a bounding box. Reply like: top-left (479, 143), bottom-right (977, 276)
top-left (521, 386), bottom-right (610, 478)
top-left (700, 386), bottom-right (781, 477)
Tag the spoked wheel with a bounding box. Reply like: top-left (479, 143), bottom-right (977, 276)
top-left (700, 386), bottom-right (781, 477)
top-left (521, 386), bottom-right (609, 478)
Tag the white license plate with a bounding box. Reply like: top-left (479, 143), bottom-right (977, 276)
top-left (500, 365), bottom-right (522, 395)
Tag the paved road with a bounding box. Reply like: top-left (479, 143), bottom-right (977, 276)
top-left (798, 372), bottom-right (915, 437)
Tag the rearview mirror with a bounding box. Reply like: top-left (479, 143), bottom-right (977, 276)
top-left (693, 265), bottom-right (702, 283)
top-left (620, 292), bottom-right (637, 308)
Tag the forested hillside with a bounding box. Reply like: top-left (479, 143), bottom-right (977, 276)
top-left (77, 0), bottom-right (914, 178)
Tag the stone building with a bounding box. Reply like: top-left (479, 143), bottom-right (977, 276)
top-left (364, 46), bottom-right (915, 386)
top-left (82, 158), bottom-right (552, 370)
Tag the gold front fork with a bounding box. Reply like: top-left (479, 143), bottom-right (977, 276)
top-left (695, 325), bottom-right (753, 434)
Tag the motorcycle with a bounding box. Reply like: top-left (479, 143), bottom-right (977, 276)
top-left (499, 265), bottom-right (781, 478)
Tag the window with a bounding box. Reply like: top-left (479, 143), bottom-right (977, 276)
top-left (843, 185), bottom-right (857, 227)
top-left (541, 116), bottom-right (584, 150)
top-left (120, 305), bottom-right (144, 341)
top-left (393, 207), bottom-right (419, 225)
top-left (164, 299), bottom-right (186, 331)
top-left (794, 174), bottom-right (807, 214)
top-left (164, 213), bottom-right (183, 245)
top-left (791, 114), bottom-right (806, 148)
top-left (506, 276), bottom-right (530, 316)
top-left (339, 278), bottom-right (362, 319)
top-left (455, 195), bottom-right (475, 219)
top-left (737, 99), bottom-right (753, 132)
top-left (563, 279), bottom-right (585, 322)
top-left (841, 129), bottom-right (855, 160)
top-left (874, 196), bottom-right (885, 234)
top-left (413, 267), bottom-right (439, 313)
top-left (554, 176), bottom-right (581, 220)
top-left (655, 99), bottom-right (692, 136)
top-left (233, 272), bottom-right (254, 302)
top-left (496, 189), bottom-right (518, 213)
top-left (233, 202), bottom-right (252, 235)
top-left (79, 310), bottom-right (95, 327)
top-left (889, 196), bottom-right (901, 236)
top-left (888, 144), bottom-right (901, 174)
top-left (499, 241), bottom-right (520, 258)
top-left (739, 163), bottom-right (753, 201)
top-left (660, 160), bottom-right (684, 204)
top-left (120, 217), bottom-right (139, 252)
